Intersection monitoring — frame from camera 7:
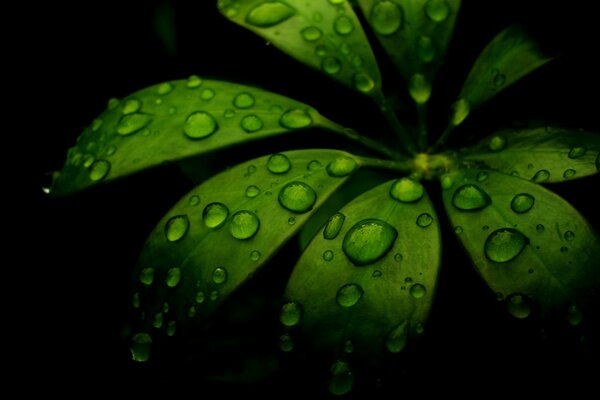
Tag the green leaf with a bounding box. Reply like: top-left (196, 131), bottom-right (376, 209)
top-left (129, 149), bottom-right (362, 349)
top-left (284, 178), bottom-right (441, 359)
top-left (441, 168), bottom-right (600, 319)
top-left (52, 78), bottom-right (338, 196)
top-left (218, 0), bottom-right (382, 98)
top-left (460, 127), bottom-right (600, 183)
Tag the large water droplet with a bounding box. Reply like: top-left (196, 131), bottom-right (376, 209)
top-left (408, 74), bottom-right (431, 105)
top-left (370, 0), bottom-right (403, 36)
top-left (229, 210), bottom-right (260, 240)
top-left (301, 26), bottom-right (322, 41)
top-left (568, 146), bottom-right (586, 159)
top-left (246, 2), bottom-right (296, 27)
top-left (279, 333), bottom-right (294, 352)
top-left (322, 57), bottom-right (342, 75)
top-left (417, 36), bottom-right (436, 63)
top-left (203, 202), bottom-right (229, 229)
top-left (165, 268), bottom-right (182, 287)
top-left (212, 267), bottom-right (228, 284)
top-left (89, 160), bottom-right (111, 181)
top-left (353, 73), bottom-right (376, 93)
top-left (409, 283), bottom-right (426, 299)
top-left (326, 157), bottom-right (357, 177)
top-left (241, 114), bottom-right (264, 133)
top-left (449, 98), bottom-right (470, 126)
top-left (425, 0), bottom-right (450, 22)
top-left (328, 360), bottom-right (353, 396)
top-left (117, 113), bottom-right (152, 136)
top-left (122, 98), bottom-right (141, 114)
top-left (164, 215), bottom-right (190, 242)
top-left (563, 169), bottom-right (576, 179)
top-left (416, 213), bottom-right (433, 228)
top-left (385, 320), bottom-right (408, 353)
top-left (130, 333), bottom-right (152, 362)
top-left (532, 169), bottom-right (550, 183)
top-left (139, 268), bottom-right (155, 286)
top-left (323, 250), bottom-right (334, 262)
top-left (324, 213), bottom-right (345, 240)
top-left (280, 301), bottom-right (302, 326)
top-left (278, 181), bottom-right (317, 213)
top-left (484, 228), bottom-right (528, 263)
top-left (506, 293), bottom-right (532, 319)
top-left (342, 219), bottom-right (398, 266)
top-left (334, 16), bottom-right (354, 35)
top-left (452, 184), bottom-right (491, 211)
top-left (157, 82), bottom-right (174, 95)
top-left (184, 111), bottom-right (218, 139)
top-left (389, 177), bottom-right (425, 203)
top-left (279, 109), bottom-right (313, 129)
top-left (233, 92), bottom-right (255, 109)
top-left (267, 153), bottom-right (292, 174)
top-left (511, 193), bottom-right (535, 214)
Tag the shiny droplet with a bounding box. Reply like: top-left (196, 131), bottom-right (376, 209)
top-left (452, 184), bottom-right (492, 211)
top-left (117, 113), bottom-right (152, 136)
top-left (195, 291), bottom-right (205, 304)
top-left (563, 169), bottom-right (576, 179)
top-left (564, 231), bottom-right (575, 241)
top-left (440, 174), bottom-right (454, 190)
top-left (484, 228), bottom-right (528, 263)
top-left (105, 145), bottom-right (116, 156)
top-left (212, 267), bottom-right (228, 284)
top-left (189, 195), bottom-right (200, 206)
top-left (385, 320), bottom-right (408, 353)
top-left (511, 193), bottom-right (535, 214)
top-left (315, 45), bottom-right (327, 57)
top-left (568, 146), bottom-right (586, 159)
top-left (342, 219), bottom-right (398, 266)
top-left (209, 290), bottom-right (219, 301)
top-left (326, 157), bottom-right (358, 177)
top-left (476, 171), bottom-right (489, 182)
top-left (416, 213), bottom-right (433, 228)
top-left (250, 250), bottom-right (261, 261)
top-left (280, 301), bottom-right (302, 326)
top-left (334, 16), bottom-right (354, 35)
top-left (301, 26), bottom-right (322, 41)
top-left (409, 283), bottom-right (426, 299)
top-left (107, 98), bottom-right (120, 110)
top-left (186, 75), bottom-right (203, 88)
top-left (389, 177), bottom-right (425, 203)
top-left (493, 73), bottom-right (506, 87)
top-left (241, 114), bottom-right (264, 133)
top-left (372, 270), bottom-right (382, 278)
top-left (449, 98), bottom-right (470, 126)
top-left (89, 160), bottom-right (111, 181)
top-left (229, 210), bottom-right (260, 240)
top-left (267, 153), bottom-right (292, 174)
top-left (488, 135), bottom-right (507, 152)
top-left (223, 108), bottom-right (235, 118)
top-left (370, 0), bottom-right (403, 36)
top-left (245, 185), bottom-right (261, 198)
top-left (307, 159), bottom-right (322, 171)
top-left (139, 268), bottom-right (155, 286)
top-left (152, 312), bottom-right (163, 329)
top-left (353, 73), bottom-right (375, 93)
top-left (157, 82), bottom-right (174, 95)
top-left (278, 181), bottom-right (317, 213)
top-left (165, 268), bottom-right (182, 287)
top-left (164, 215), bottom-right (190, 242)
top-left (279, 333), bottom-right (294, 352)
top-left (328, 360), bottom-right (353, 396)
top-left (536, 224), bottom-right (545, 233)
top-left (288, 217), bottom-right (296, 225)
top-left (425, 0), bottom-right (450, 22)
top-left (183, 111), bottom-right (218, 139)
top-left (417, 36), bottom-right (436, 63)
top-left (323, 250), bottom-right (334, 262)
top-left (336, 283), bottom-right (364, 307)
top-left (532, 169), bottom-right (550, 183)
top-left (201, 88), bottom-right (215, 100)
top-left (454, 225), bottom-right (463, 234)
top-left (324, 213), bottom-right (345, 240)
top-left (506, 293), bottom-right (532, 319)
top-left (408, 74), bottom-right (432, 105)
top-left (203, 202), bottom-right (229, 229)
top-left (322, 57), bottom-right (342, 75)
top-left (233, 92), bottom-right (255, 109)
top-left (279, 109), bottom-right (313, 129)
top-left (246, 2), bottom-right (296, 28)
top-left (91, 118), bottom-right (103, 132)
top-left (122, 98), bottom-right (141, 114)
top-left (130, 333), bottom-right (152, 362)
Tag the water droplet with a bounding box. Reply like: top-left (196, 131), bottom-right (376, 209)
top-left (229, 210), bottom-right (260, 240)
top-left (404, 277), bottom-right (413, 284)
top-left (265, 154), bottom-right (291, 176)
top-left (394, 253), bottom-right (403, 262)
top-left (324, 213), bottom-right (345, 240)
top-left (132, 292), bottom-right (140, 308)
top-left (568, 146), bottom-right (586, 159)
top-left (342, 219), bottom-right (398, 266)
top-left (279, 109), bottom-right (313, 129)
top-left (564, 231), bottom-right (575, 241)
top-left (484, 228), bottom-right (528, 263)
top-left (343, 340), bottom-right (354, 354)
top-left (244, 185), bottom-right (260, 198)
top-left (321, 57), bottom-right (342, 75)
top-left (495, 292), bottom-right (504, 301)
top-left (390, 177), bottom-right (425, 203)
top-left (203, 202), bottom-right (229, 229)
top-left (188, 306), bottom-right (197, 317)
top-left (315, 45), bottom-right (327, 57)
top-left (440, 174), bottom-right (454, 190)
top-left (353, 73), bottom-right (376, 93)
top-left (323, 250), bottom-right (334, 262)
top-left (328, 360), bottom-right (353, 396)
top-left (157, 82), bottom-right (174, 95)
top-left (326, 156), bottom-right (358, 177)
top-left (563, 169), bottom-right (576, 179)
top-left (107, 98), bottom-right (120, 110)
top-left (532, 169), bottom-right (550, 183)
top-left (184, 111), bottom-right (218, 139)
top-left (278, 181), bottom-right (317, 213)
top-left (280, 301), bottom-right (302, 326)
top-left (425, 0), bottom-right (450, 22)
top-left (153, 312), bottom-right (164, 329)
top-left (164, 215), bottom-right (190, 242)
top-left (328, 0), bottom-right (345, 4)
top-left (223, 108), bottom-right (236, 118)
top-left (409, 283), bottom-right (426, 299)
top-left (122, 98), bottom-right (142, 114)
top-left (476, 171), bottom-right (489, 182)
top-left (233, 92), bottom-right (255, 109)
top-left (560, 246), bottom-right (569, 253)
top-left (313, 11), bottom-right (323, 22)
top-left (201, 88), bottom-right (215, 100)
top-left (385, 320), bottom-right (408, 353)
top-left (334, 16), bottom-right (354, 35)
top-left (482, 225), bottom-right (489, 231)
top-left (408, 74), bottom-right (432, 105)
top-left (130, 333), bottom-right (152, 362)
top-left (301, 26), bottom-right (322, 41)
top-left (165, 268), bottom-right (182, 287)
top-left (89, 160), bottom-right (111, 181)
top-left (336, 283), bottom-right (364, 307)
top-left (246, 2), bottom-right (296, 27)
top-left (117, 113), bottom-right (152, 136)
top-left (454, 225), bottom-right (463, 234)
top-left (506, 293), bottom-right (532, 319)
top-left (250, 250), bottom-right (261, 261)
top-left (166, 321), bottom-right (176, 336)
top-left (239, 114), bottom-right (263, 133)
top-left (372, 270), bottom-right (383, 278)
top-left (567, 304), bottom-right (583, 326)
top-left (209, 290), bottom-right (219, 301)
top-left (536, 224), bottom-right (544, 233)
top-left (168, 106), bottom-right (177, 115)
top-left (511, 193), bottom-right (535, 213)
top-left (488, 135), bottom-right (507, 152)
top-left (139, 268), bottom-right (155, 286)
top-left (186, 75), bottom-right (203, 88)
top-left (288, 217), bottom-right (296, 225)
top-left (195, 291), bottom-right (205, 304)
top-left (91, 118), bottom-right (103, 132)
top-left (451, 184), bottom-right (492, 211)
top-left (416, 213), bottom-right (433, 228)
top-left (449, 98), bottom-right (470, 126)
top-left (189, 195), bottom-right (200, 206)
top-left (370, 0), bottom-right (403, 36)
top-left (493, 73), bottom-right (506, 87)
top-left (417, 36), bottom-right (436, 63)
top-left (105, 145), bottom-right (116, 156)
top-left (212, 267), bottom-right (228, 284)
top-left (279, 333), bottom-right (294, 352)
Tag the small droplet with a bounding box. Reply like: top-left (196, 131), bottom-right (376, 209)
top-left (328, 360), bottom-right (353, 396)
top-left (267, 153), bottom-right (292, 174)
top-left (233, 92), bottom-right (255, 109)
top-left (240, 114), bottom-right (264, 133)
top-left (107, 98), bottom-right (120, 110)
top-left (394, 253), bottom-right (403, 262)
top-left (164, 215), bottom-right (190, 242)
top-left (567, 304), bottom-right (583, 326)
top-left (279, 109), bottom-right (313, 129)
top-left (326, 157), bottom-right (358, 177)
top-left (166, 321), bottom-right (176, 336)
top-left (323, 213), bottom-right (345, 240)
top-left (323, 250), bottom-right (334, 262)
top-left (440, 174), bottom-right (454, 190)
top-left (91, 118), bottom-right (103, 132)
top-left (132, 292), bottom-right (140, 308)
top-left (343, 340), bottom-right (354, 354)
top-left (203, 202), bottom-right (229, 229)
top-left (209, 290), bottom-right (219, 301)
top-left (189, 195), bottom-right (200, 206)
top-left (452, 184), bottom-right (492, 211)
top-left (560, 246), bottom-right (569, 253)
top-left (153, 312), bottom-right (164, 329)
top-left (165, 268), bottom-right (182, 287)
top-left (568, 146), bottom-right (586, 159)
top-left (408, 74), bottom-right (432, 105)
top-left (122, 98), bottom-right (142, 114)
top-left (157, 82), bottom-right (174, 95)
top-left (288, 217), bottom-right (296, 225)
top-left (245, 185), bottom-right (261, 198)
top-left (484, 228), bottom-right (528, 263)
top-left (389, 177), bottom-right (425, 203)
top-left (416, 213), bottom-right (433, 228)
top-left (89, 160), bottom-right (111, 181)
top-left (385, 320), bottom-right (408, 353)
top-left (416, 36), bottom-right (436, 63)
top-left (279, 333), bottom-right (294, 352)
top-left (223, 108), bottom-right (235, 118)
top-left (315, 45), bottom-right (327, 57)
top-left (301, 25), bottom-right (322, 41)
top-left (229, 210), bottom-right (260, 240)
top-left (353, 73), bottom-right (376, 93)
top-left (532, 170), bottom-right (550, 183)
top-left (482, 225), bottom-right (489, 231)
top-left (130, 333), bottom-right (152, 362)
top-left (449, 99), bottom-right (470, 126)
top-left (117, 113), bottom-right (152, 136)
top-left (563, 169), bottom-right (576, 179)
top-left (212, 267), bottom-right (228, 284)
top-left (280, 301), bottom-right (302, 326)
top-left (372, 270), bottom-right (383, 278)
top-left (564, 231), bottom-right (575, 241)
top-left (186, 75), bottom-right (203, 88)
top-left (105, 145), bottom-right (116, 156)
top-left (195, 291), bottom-right (205, 304)
top-left (488, 135), bottom-right (507, 152)
top-left (425, 0), bottom-right (450, 22)
top-left (506, 293), bottom-right (532, 319)
top-left (250, 250), bottom-right (261, 261)
top-left (336, 283), bottom-right (364, 307)
top-left (188, 306), bottom-right (197, 317)
top-left (139, 268), bottom-right (155, 286)
top-left (278, 181), bottom-right (317, 213)
top-left (322, 57), bottom-right (342, 75)
top-left (246, 2), bottom-right (296, 28)
top-left (454, 225), bottom-right (463, 234)
top-left (370, 0), bottom-right (403, 36)
top-left (342, 219), bottom-right (398, 266)
top-left (200, 88), bottom-right (215, 100)
top-left (476, 171), bottom-right (489, 182)
top-left (334, 16), bottom-right (354, 35)
top-left (409, 283), bottom-right (426, 299)
top-left (511, 193), bottom-right (535, 213)
top-left (493, 73), bottom-right (506, 87)
top-left (536, 224), bottom-right (545, 233)
top-left (184, 111), bottom-right (218, 139)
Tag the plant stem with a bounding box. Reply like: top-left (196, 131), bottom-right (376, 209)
top-left (357, 156), bottom-right (412, 174)
top-left (417, 103), bottom-right (428, 152)
top-left (373, 91), bottom-right (416, 155)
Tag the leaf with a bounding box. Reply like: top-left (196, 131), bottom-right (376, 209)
top-left (218, 0), bottom-right (382, 98)
top-left (51, 78), bottom-right (337, 196)
top-left (283, 178), bottom-right (441, 359)
top-left (460, 127), bottom-right (600, 183)
top-left (129, 149), bottom-right (362, 350)
top-left (357, 0), bottom-right (461, 96)
top-left (441, 168), bottom-right (600, 319)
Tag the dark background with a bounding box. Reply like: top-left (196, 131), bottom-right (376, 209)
top-left (17, 0), bottom-right (600, 396)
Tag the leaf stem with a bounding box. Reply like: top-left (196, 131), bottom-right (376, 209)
top-left (373, 91), bottom-right (416, 155)
top-left (357, 156), bottom-right (412, 174)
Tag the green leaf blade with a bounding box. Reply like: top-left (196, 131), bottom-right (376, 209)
top-left (219, 0), bottom-right (382, 97)
top-left (460, 128), bottom-right (600, 183)
top-left (442, 168), bottom-right (600, 319)
top-left (284, 178), bottom-right (441, 359)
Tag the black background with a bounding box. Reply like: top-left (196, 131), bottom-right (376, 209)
top-left (17, 0), bottom-right (600, 396)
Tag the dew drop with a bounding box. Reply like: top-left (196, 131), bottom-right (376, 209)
top-left (484, 228), bottom-right (528, 263)
top-left (279, 333), bottom-right (294, 352)
top-left (452, 184), bottom-right (491, 211)
top-left (89, 160), bottom-right (111, 181)
top-left (122, 98), bottom-right (142, 114)
top-left (563, 169), bottom-right (576, 179)
top-left (105, 145), bottom-right (116, 156)
top-left (166, 321), bottom-right (176, 337)
top-left (323, 250), bottom-right (334, 262)
top-left (157, 82), bottom-right (174, 95)
top-left (342, 219), bottom-right (398, 266)
top-left (394, 253), bottom-right (403, 262)
top-left (139, 268), bottom-right (155, 286)
top-left (536, 224), bottom-right (545, 233)
top-left (532, 169), bottom-right (550, 183)
top-left (279, 109), bottom-right (313, 129)
top-left (186, 75), bottom-right (203, 88)
top-left (164, 215), bottom-right (190, 242)
top-left (390, 177), bottom-right (425, 203)
top-left (267, 153), bottom-right (292, 174)
top-left (454, 225), bottom-right (463, 234)
top-left (91, 118), bottom-right (103, 132)
top-left (117, 113), bottom-right (152, 136)
top-left (315, 45), bottom-right (327, 57)
top-left (195, 291), bottom-right (205, 304)
top-left (210, 290), bottom-right (219, 301)
top-left (188, 306), bottom-right (197, 317)
top-left (241, 114), bottom-right (264, 133)
top-left (245, 185), bottom-right (261, 198)
top-left (416, 213), bottom-right (433, 228)
top-left (511, 193), bottom-right (535, 213)
top-left (153, 312), bottom-right (164, 329)
top-left (108, 98), bottom-right (120, 110)
top-left (189, 195), bottom-right (200, 206)
top-left (408, 74), bottom-right (432, 105)
top-left (203, 202), bottom-right (229, 229)
top-left (223, 108), bottom-right (235, 118)
top-left (288, 217), bottom-right (296, 225)
top-left (250, 250), bottom-right (261, 261)
top-left (343, 340), bottom-right (354, 354)
top-left (564, 231), bottom-right (575, 241)
top-left (184, 111), bottom-right (218, 139)
top-left (233, 92), bottom-right (255, 109)
top-left (322, 57), bottom-right (342, 75)
top-left (328, 360), bottom-right (353, 396)
top-left (440, 174), bottom-right (454, 190)
top-left (372, 270), bottom-right (383, 278)
top-left (370, 0), bottom-right (403, 36)
top-left (324, 213), bottom-right (346, 240)
top-left (353, 73), bottom-right (376, 93)
top-left (336, 283), bottom-right (364, 307)
top-left (493, 73), bottom-right (506, 87)
top-left (449, 98), bottom-right (470, 126)
top-left (416, 36), bottom-right (436, 63)
top-left (201, 88), bottom-right (215, 100)
top-left (334, 16), bottom-right (354, 35)
top-left (425, 0), bottom-right (450, 22)
top-left (280, 301), bottom-right (302, 326)
top-left (385, 320), bottom-right (408, 353)
top-left (326, 156), bottom-right (358, 177)
top-left (212, 267), bottom-right (228, 284)
top-left (568, 146), bottom-right (586, 159)
top-left (307, 160), bottom-right (322, 171)
top-left (488, 135), bottom-right (507, 152)
top-left (165, 268), bottom-right (182, 287)
top-left (567, 304), bottom-right (583, 326)
top-left (506, 293), bottom-right (532, 319)
top-left (301, 26), bottom-right (322, 41)
top-left (409, 283), bottom-right (426, 299)
top-left (130, 333), bottom-right (152, 362)
top-left (476, 171), bottom-right (489, 182)
top-left (229, 210), bottom-right (260, 240)
top-left (246, 2), bottom-right (296, 27)
top-left (278, 181), bottom-right (317, 213)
